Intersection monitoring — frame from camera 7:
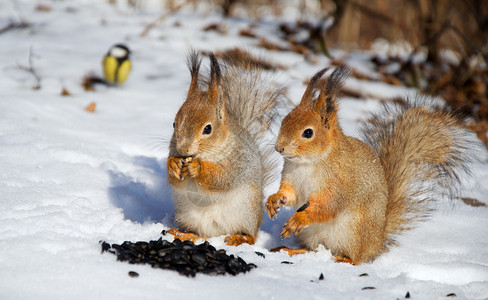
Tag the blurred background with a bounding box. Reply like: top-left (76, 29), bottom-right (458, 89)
top-left (3, 0), bottom-right (487, 147)
top-left (102, 0), bottom-right (488, 147)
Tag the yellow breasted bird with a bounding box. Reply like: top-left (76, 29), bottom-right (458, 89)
top-left (102, 44), bottom-right (131, 85)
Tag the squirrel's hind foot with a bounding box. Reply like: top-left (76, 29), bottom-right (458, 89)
top-left (224, 234), bottom-right (256, 246)
top-left (334, 256), bottom-right (357, 265)
top-left (166, 227), bottom-right (201, 242)
top-left (270, 246), bottom-right (308, 256)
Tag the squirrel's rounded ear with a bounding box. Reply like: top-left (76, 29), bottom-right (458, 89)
top-left (208, 53), bottom-right (224, 119)
top-left (300, 67), bottom-right (329, 108)
top-left (186, 49), bottom-right (202, 98)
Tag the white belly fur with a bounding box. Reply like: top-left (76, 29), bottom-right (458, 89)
top-left (283, 160), bottom-right (317, 208)
top-left (173, 180), bottom-right (259, 237)
top-left (285, 160), bottom-right (352, 252)
top-left (297, 209), bottom-right (354, 253)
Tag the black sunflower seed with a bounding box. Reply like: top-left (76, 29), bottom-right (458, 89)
top-left (296, 201), bottom-right (310, 212)
top-left (128, 271), bottom-right (139, 278)
top-left (100, 241), bottom-right (111, 253)
top-left (192, 253), bottom-right (207, 266)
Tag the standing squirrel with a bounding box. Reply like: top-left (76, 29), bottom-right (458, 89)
top-left (167, 50), bottom-right (283, 246)
top-left (266, 65), bottom-right (476, 264)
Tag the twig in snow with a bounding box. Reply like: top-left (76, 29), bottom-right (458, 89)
top-left (1, 0), bottom-right (32, 35)
top-left (0, 20), bottom-right (31, 35)
top-left (16, 47), bottom-right (41, 90)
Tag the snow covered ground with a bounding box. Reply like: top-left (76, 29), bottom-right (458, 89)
top-left (1, 1), bottom-right (488, 299)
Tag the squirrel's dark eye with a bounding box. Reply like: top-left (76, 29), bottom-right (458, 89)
top-left (203, 124), bottom-right (212, 135)
top-left (302, 128), bottom-right (314, 139)
top-left (172, 122), bottom-right (175, 128)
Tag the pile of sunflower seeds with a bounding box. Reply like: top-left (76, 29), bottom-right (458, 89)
top-left (101, 238), bottom-right (256, 277)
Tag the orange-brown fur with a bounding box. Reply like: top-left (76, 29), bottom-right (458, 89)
top-left (267, 65), bottom-right (476, 263)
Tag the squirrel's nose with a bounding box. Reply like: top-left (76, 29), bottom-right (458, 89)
top-left (176, 146), bottom-right (185, 155)
top-left (176, 143), bottom-right (190, 156)
top-left (275, 145), bottom-right (284, 154)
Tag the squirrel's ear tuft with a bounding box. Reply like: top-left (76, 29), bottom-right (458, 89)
top-left (300, 67), bottom-right (329, 107)
top-left (325, 64), bottom-right (350, 97)
top-left (186, 49), bottom-right (202, 98)
top-left (209, 53), bottom-right (221, 99)
top-left (313, 65), bottom-right (349, 127)
top-left (209, 53), bottom-right (221, 84)
top-left (208, 53), bottom-right (224, 119)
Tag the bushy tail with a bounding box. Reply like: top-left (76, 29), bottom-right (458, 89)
top-left (219, 54), bottom-right (285, 141)
top-left (361, 96), bottom-right (478, 246)
top-left (219, 51), bottom-right (285, 186)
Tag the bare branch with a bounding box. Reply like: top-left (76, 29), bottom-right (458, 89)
top-left (140, 0), bottom-right (191, 37)
top-left (0, 20), bottom-right (30, 35)
top-left (16, 47), bottom-right (41, 90)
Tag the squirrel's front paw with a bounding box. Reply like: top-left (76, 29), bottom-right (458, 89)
top-left (167, 157), bottom-right (188, 180)
top-left (186, 157), bottom-right (201, 178)
top-left (265, 192), bottom-right (287, 219)
top-left (281, 212), bottom-right (309, 239)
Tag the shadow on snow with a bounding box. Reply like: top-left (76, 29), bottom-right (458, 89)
top-left (107, 156), bottom-right (175, 226)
